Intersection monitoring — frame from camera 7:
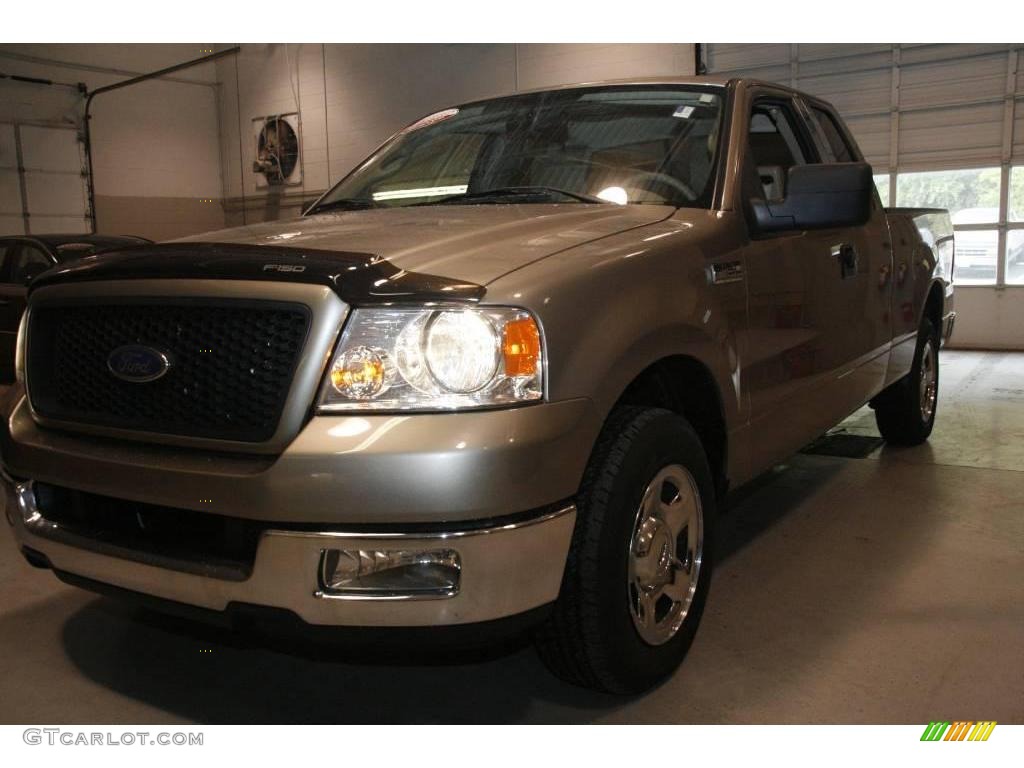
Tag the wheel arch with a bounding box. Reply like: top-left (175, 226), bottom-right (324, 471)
top-left (924, 279), bottom-right (944, 332)
top-left (611, 355), bottom-right (730, 498)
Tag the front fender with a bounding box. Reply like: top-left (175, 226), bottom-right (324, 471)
top-left (485, 212), bottom-right (747, 434)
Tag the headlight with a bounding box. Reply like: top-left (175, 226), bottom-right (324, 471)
top-left (318, 306), bottom-right (543, 412)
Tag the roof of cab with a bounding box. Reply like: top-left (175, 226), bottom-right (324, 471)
top-left (525, 73), bottom-right (734, 92)
top-left (455, 75), bottom-right (816, 108)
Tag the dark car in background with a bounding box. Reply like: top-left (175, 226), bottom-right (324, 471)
top-left (0, 234), bottom-right (151, 382)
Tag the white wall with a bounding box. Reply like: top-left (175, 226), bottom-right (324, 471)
top-left (217, 43), bottom-right (696, 224)
top-left (946, 287), bottom-right (1024, 350)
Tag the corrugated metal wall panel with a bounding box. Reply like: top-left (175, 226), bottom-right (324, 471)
top-left (899, 43), bottom-right (1010, 66)
top-left (899, 53), bottom-right (1006, 109)
top-left (797, 44), bottom-right (892, 63)
top-left (845, 114), bottom-right (891, 168)
top-left (794, 54), bottom-right (886, 78)
top-left (798, 69), bottom-right (891, 115)
top-left (899, 102), bottom-right (1005, 169)
top-left (704, 44), bottom-right (790, 73)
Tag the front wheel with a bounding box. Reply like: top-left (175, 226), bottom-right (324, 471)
top-left (873, 317), bottom-right (939, 445)
top-left (534, 406), bottom-right (716, 694)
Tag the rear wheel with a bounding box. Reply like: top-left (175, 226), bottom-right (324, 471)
top-left (534, 406), bottom-right (716, 694)
top-left (873, 317), bottom-right (939, 445)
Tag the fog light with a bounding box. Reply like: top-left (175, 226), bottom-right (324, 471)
top-left (319, 548), bottom-right (460, 598)
top-left (15, 481), bottom-right (40, 525)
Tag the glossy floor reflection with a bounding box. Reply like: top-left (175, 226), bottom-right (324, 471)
top-left (0, 350), bottom-right (1022, 723)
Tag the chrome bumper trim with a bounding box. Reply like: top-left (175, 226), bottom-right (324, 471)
top-left (4, 477), bottom-right (575, 626)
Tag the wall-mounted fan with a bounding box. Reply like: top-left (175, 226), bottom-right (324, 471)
top-left (251, 113), bottom-right (302, 187)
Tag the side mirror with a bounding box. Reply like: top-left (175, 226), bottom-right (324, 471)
top-left (752, 162), bottom-right (873, 234)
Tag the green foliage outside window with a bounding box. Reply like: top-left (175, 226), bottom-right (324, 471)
top-left (896, 167), bottom-right (1001, 220)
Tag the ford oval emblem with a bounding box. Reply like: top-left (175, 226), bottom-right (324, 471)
top-left (107, 345), bottom-right (172, 383)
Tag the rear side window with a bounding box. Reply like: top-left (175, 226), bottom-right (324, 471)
top-left (811, 107), bottom-right (856, 163)
top-left (0, 242), bottom-right (10, 281)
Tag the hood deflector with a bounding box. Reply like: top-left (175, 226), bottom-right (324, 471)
top-left (29, 243), bottom-right (486, 305)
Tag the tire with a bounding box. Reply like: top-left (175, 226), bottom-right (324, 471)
top-left (873, 317), bottom-right (939, 446)
top-left (535, 406), bottom-right (716, 694)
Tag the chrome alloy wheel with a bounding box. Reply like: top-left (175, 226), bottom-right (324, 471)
top-left (919, 338), bottom-right (937, 422)
top-left (627, 464), bottom-right (704, 646)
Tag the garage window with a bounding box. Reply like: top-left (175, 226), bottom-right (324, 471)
top-left (896, 167), bottom-right (1001, 285)
top-left (1009, 166), bottom-right (1024, 285)
top-left (873, 173), bottom-right (890, 206)
top-left (896, 168), bottom-right (1001, 221)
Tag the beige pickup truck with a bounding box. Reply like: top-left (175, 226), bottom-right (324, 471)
top-left (2, 76), bottom-right (955, 693)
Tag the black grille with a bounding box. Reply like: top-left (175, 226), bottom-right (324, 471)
top-left (27, 299), bottom-right (311, 442)
top-left (32, 483), bottom-right (264, 581)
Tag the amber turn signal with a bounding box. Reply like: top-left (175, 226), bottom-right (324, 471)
top-left (330, 346), bottom-right (387, 399)
top-left (503, 316), bottom-right (541, 376)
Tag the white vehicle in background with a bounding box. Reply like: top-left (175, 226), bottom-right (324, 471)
top-left (951, 207), bottom-right (999, 281)
top-left (952, 207), bottom-right (1024, 282)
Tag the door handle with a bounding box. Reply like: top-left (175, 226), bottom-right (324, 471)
top-left (832, 243), bottom-right (858, 279)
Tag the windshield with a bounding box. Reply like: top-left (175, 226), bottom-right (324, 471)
top-left (309, 85), bottom-right (724, 212)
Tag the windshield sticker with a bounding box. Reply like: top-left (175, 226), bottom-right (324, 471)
top-left (404, 108), bottom-right (459, 133)
top-left (673, 105), bottom-right (696, 119)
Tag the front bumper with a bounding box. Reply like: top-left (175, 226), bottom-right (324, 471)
top-left (5, 476), bottom-right (575, 626)
top-left (2, 387), bottom-right (597, 626)
top-left (1, 391), bottom-right (597, 524)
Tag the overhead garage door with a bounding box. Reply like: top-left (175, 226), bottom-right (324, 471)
top-left (703, 44), bottom-right (1024, 287)
top-left (0, 121), bottom-right (90, 236)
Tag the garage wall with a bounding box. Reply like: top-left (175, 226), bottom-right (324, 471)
top-left (0, 44), bottom-right (224, 240)
top-left (703, 43), bottom-right (1024, 350)
top-left (217, 43), bottom-right (696, 226)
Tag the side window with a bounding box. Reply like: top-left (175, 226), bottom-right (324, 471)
top-left (810, 107), bottom-right (856, 164)
top-left (10, 244), bottom-right (53, 285)
top-left (748, 102), bottom-right (810, 202)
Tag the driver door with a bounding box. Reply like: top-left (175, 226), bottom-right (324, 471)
top-left (738, 93), bottom-right (865, 470)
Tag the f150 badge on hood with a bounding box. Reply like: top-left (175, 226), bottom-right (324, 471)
top-left (262, 263), bottom-right (307, 273)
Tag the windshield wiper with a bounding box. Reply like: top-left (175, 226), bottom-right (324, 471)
top-left (307, 198), bottom-right (377, 214)
top-left (422, 186), bottom-right (610, 206)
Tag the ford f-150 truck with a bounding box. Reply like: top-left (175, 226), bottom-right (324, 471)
top-left (1, 77), bottom-right (955, 694)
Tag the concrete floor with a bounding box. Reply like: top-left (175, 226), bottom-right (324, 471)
top-left (0, 349), bottom-right (1022, 724)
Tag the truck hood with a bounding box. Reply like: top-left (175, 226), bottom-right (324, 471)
top-left (174, 204), bottom-right (675, 285)
top-left (31, 204), bottom-right (675, 303)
